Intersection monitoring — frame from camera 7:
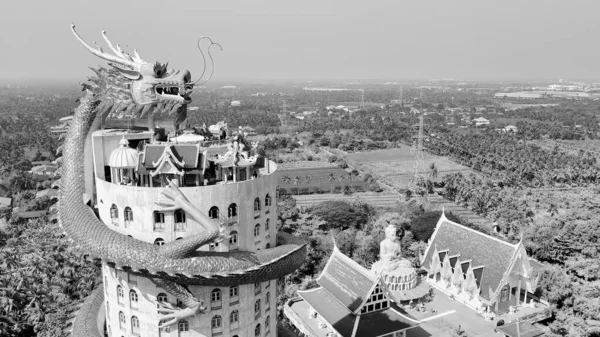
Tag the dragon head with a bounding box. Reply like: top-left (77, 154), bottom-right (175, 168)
top-left (71, 24), bottom-right (194, 123)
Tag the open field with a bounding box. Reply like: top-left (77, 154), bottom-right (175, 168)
top-left (292, 192), bottom-right (400, 208)
top-left (277, 165), bottom-right (367, 194)
top-left (346, 148), bottom-right (477, 190)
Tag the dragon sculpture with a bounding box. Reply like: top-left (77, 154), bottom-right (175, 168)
top-left (60, 25), bottom-right (306, 335)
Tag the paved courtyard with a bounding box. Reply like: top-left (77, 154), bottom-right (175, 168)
top-left (402, 288), bottom-right (501, 337)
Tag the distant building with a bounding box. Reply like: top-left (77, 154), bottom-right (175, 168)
top-left (494, 92), bottom-right (544, 99)
top-left (503, 125), bottom-right (518, 133)
top-left (473, 117), bottom-right (490, 126)
top-left (230, 100), bottom-right (241, 107)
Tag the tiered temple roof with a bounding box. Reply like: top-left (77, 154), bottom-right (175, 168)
top-left (421, 213), bottom-right (519, 302)
top-left (287, 247), bottom-right (420, 337)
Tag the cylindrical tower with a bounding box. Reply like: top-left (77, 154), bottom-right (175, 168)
top-left (93, 130), bottom-right (280, 337)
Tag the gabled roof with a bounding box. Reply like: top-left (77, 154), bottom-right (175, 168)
top-left (422, 213), bottom-right (518, 301)
top-left (294, 246), bottom-right (420, 336)
top-left (298, 287), bottom-right (356, 337)
top-left (142, 143), bottom-right (200, 169)
top-left (316, 246), bottom-right (377, 313)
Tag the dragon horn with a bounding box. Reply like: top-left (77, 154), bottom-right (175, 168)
top-left (132, 49), bottom-right (145, 63)
top-left (71, 24), bottom-right (138, 69)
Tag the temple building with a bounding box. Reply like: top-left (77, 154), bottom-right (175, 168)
top-left (420, 213), bottom-right (549, 318)
top-left (285, 226), bottom-right (424, 337)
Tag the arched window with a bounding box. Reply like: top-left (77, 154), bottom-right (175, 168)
top-left (153, 211), bottom-right (165, 231)
top-left (117, 286), bottom-right (124, 303)
top-left (157, 293), bottom-right (167, 307)
top-left (129, 290), bottom-right (138, 307)
top-left (178, 320), bottom-right (189, 332)
top-left (228, 203), bottom-right (238, 218)
top-left (174, 209), bottom-right (186, 232)
top-left (255, 282), bottom-right (261, 294)
top-left (118, 311), bottom-right (126, 329)
top-left (266, 243), bottom-right (270, 249)
top-left (265, 315), bottom-right (270, 329)
top-left (110, 204), bottom-right (119, 225)
top-left (229, 231), bottom-right (238, 249)
top-left (254, 198), bottom-right (261, 212)
top-left (265, 194), bottom-right (271, 207)
top-left (154, 238), bottom-right (165, 246)
top-left (211, 289), bottom-right (222, 302)
top-left (230, 286), bottom-right (239, 299)
top-left (131, 316), bottom-right (140, 334)
top-left (209, 206), bottom-right (219, 219)
top-left (254, 224), bottom-right (260, 237)
top-left (265, 291), bottom-right (270, 309)
top-left (124, 207), bottom-right (133, 227)
top-left (230, 310), bottom-right (239, 323)
top-left (211, 315), bottom-right (222, 329)
top-left (265, 219), bottom-right (270, 232)
top-left (255, 323), bottom-right (261, 337)
top-left (255, 299), bottom-right (261, 314)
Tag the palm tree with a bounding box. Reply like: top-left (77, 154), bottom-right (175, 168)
top-left (282, 175), bottom-right (291, 195)
top-left (327, 173), bottom-right (336, 194)
top-left (428, 163), bottom-right (438, 181)
top-left (304, 175), bottom-right (312, 194)
top-left (293, 176), bottom-right (301, 195)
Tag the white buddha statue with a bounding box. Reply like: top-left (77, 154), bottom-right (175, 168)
top-left (372, 225), bottom-right (412, 274)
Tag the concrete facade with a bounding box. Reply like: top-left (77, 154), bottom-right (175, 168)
top-left (94, 131), bottom-right (279, 337)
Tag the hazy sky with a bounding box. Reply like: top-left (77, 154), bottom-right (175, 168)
top-left (3, 0), bottom-right (600, 82)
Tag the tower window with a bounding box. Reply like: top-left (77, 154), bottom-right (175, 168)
top-left (118, 311), bottom-right (125, 329)
top-left (209, 206), bottom-right (219, 219)
top-left (153, 211), bottom-right (165, 231)
top-left (265, 219), bottom-right (270, 232)
top-left (230, 310), bottom-right (239, 323)
top-left (110, 204), bottom-right (119, 226)
top-left (211, 289), bottom-right (222, 302)
top-left (229, 231), bottom-right (239, 249)
top-left (255, 299), bottom-right (261, 314)
top-left (228, 203), bottom-right (238, 218)
top-left (254, 224), bottom-right (260, 237)
top-left (255, 323), bottom-right (261, 337)
top-left (124, 207), bottom-right (133, 228)
top-left (117, 286), bottom-right (124, 303)
top-left (129, 290), bottom-right (138, 307)
top-left (211, 315), bottom-right (222, 329)
top-left (131, 316), bottom-right (140, 334)
top-left (265, 194), bottom-right (271, 207)
top-left (178, 320), bottom-right (189, 332)
top-left (254, 198), bottom-right (261, 212)
top-left (174, 209), bottom-right (186, 232)
top-left (230, 286), bottom-right (239, 298)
